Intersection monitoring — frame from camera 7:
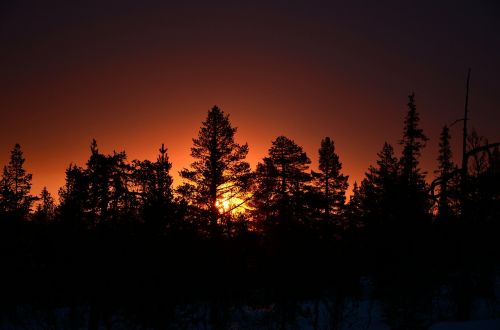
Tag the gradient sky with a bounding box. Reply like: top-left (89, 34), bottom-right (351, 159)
top-left (1, 0), bottom-right (500, 199)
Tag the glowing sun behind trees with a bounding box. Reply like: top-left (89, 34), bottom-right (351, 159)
top-left (178, 106), bottom-right (252, 230)
top-left (215, 182), bottom-right (252, 215)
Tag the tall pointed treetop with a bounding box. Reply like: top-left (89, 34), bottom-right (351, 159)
top-left (0, 143), bottom-right (34, 216)
top-left (179, 105), bottom-right (251, 231)
top-left (400, 93), bottom-right (428, 185)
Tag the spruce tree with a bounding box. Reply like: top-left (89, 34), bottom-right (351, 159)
top-left (400, 93), bottom-right (428, 187)
top-left (150, 144), bottom-right (173, 206)
top-left (361, 143), bottom-right (400, 224)
top-left (399, 93), bottom-right (430, 221)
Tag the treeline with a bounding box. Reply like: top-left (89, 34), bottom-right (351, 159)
top-left (1, 95), bottom-right (500, 327)
top-left (1, 96), bottom-right (499, 234)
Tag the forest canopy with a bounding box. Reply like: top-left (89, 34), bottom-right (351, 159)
top-left (1, 99), bottom-right (498, 231)
top-left (1, 98), bottom-right (500, 328)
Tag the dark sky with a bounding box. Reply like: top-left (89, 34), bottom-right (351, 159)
top-left (1, 0), bottom-right (499, 198)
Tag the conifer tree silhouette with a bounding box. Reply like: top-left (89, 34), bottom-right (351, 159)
top-left (58, 163), bottom-right (87, 225)
top-left (135, 144), bottom-right (174, 233)
top-left (400, 93), bottom-right (428, 187)
top-left (1, 91), bottom-right (500, 329)
top-left (345, 181), bottom-right (363, 228)
top-left (107, 150), bottom-right (131, 223)
top-left (399, 93), bottom-right (430, 221)
top-left (0, 144), bottom-right (35, 218)
top-left (86, 139), bottom-right (110, 225)
top-left (179, 106), bottom-right (251, 234)
top-left (252, 136), bottom-right (311, 224)
top-left (360, 142), bottom-right (400, 226)
top-left (435, 125), bottom-right (457, 220)
top-left (250, 158), bottom-right (280, 224)
top-left (312, 137), bottom-right (348, 220)
top-left (152, 144), bottom-right (173, 205)
top-left (58, 140), bottom-right (133, 228)
top-left (84, 139), bottom-right (131, 226)
top-left (269, 136), bottom-right (311, 201)
top-left (34, 186), bottom-right (55, 222)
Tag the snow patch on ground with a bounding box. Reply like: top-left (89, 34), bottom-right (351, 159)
top-left (430, 318), bottom-right (500, 330)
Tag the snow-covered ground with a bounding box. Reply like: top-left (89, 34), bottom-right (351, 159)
top-left (2, 274), bottom-right (499, 329)
top-left (430, 319), bottom-right (500, 330)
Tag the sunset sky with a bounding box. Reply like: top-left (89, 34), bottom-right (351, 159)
top-left (1, 0), bottom-right (499, 199)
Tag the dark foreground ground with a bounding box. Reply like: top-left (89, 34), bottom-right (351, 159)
top-left (1, 219), bottom-right (500, 329)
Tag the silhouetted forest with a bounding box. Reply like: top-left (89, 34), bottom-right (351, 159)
top-left (1, 94), bottom-right (500, 329)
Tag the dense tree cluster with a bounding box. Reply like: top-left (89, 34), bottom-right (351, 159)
top-left (0, 101), bottom-right (499, 251)
top-left (3, 101), bottom-right (498, 232)
top-left (1, 100), bottom-right (500, 328)
top-left (3, 99), bottom-right (497, 234)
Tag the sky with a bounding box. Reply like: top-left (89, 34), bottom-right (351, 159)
top-left (1, 0), bottom-right (500, 199)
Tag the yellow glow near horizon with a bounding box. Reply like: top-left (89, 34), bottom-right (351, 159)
top-left (215, 183), bottom-right (252, 216)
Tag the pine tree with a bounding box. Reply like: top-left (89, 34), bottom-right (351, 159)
top-left (34, 186), bottom-right (56, 222)
top-left (312, 137), bottom-right (348, 219)
top-left (0, 144), bottom-right (35, 218)
top-left (58, 142), bottom-right (134, 228)
top-left (58, 164), bottom-right (88, 224)
top-left (345, 181), bottom-right (364, 228)
top-left (107, 150), bottom-right (132, 221)
top-left (66, 139), bottom-right (132, 227)
top-left (252, 136), bottom-right (311, 222)
top-left (269, 136), bottom-right (311, 198)
top-left (179, 106), bottom-right (251, 233)
top-left (251, 158), bottom-right (280, 224)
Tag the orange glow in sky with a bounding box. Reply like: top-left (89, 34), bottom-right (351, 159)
top-left (1, 1), bottom-right (499, 201)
